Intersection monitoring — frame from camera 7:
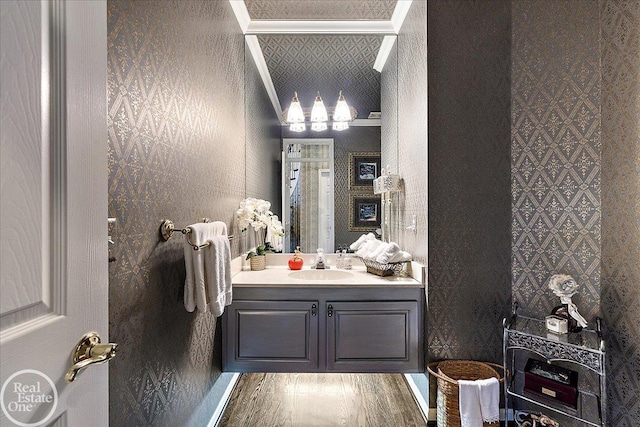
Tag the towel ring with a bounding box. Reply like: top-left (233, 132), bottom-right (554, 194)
top-left (160, 219), bottom-right (233, 251)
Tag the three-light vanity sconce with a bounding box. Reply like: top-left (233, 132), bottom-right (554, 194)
top-left (283, 90), bottom-right (356, 132)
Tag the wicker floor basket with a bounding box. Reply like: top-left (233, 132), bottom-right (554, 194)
top-left (427, 360), bottom-right (504, 427)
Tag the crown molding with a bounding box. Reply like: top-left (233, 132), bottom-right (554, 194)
top-left (245, 35), bottom-right (283, 120)
top-left (373, 36), bottom-right (397, 72)
top-left (229, 0), bottom-right (250, 33)
top-left (391, 0), bottom-right (413, 33)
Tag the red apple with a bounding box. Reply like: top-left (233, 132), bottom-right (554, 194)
top-left (288, 256), bottom-right (303, 270)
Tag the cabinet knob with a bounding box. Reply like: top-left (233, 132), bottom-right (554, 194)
top-left (327, 304), bottom-right (333, 317)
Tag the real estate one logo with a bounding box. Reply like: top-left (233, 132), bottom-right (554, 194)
top-left (1, 369), bottom-right (58, 426)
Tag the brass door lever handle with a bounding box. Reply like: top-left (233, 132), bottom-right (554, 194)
top-left (65, 332), bottom-right (117, 383)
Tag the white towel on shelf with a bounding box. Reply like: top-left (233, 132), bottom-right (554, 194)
top-left (183, 222), bottom-right (232, 316)
top-left (349, 232), bottom-right (376, 251)
top-left (458, 377), bottom-right (500, 427)
top-left (375, 242), bottom-right (400, 264)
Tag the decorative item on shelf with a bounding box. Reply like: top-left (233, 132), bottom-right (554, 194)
top-left (548, 274), bottom-right (588, 332)
top-left (515, 411), bottom-right (560, 427)
top-left (545, 315), bottom-right (568, 334)
top-left (524, 358), bottom-right (578, 409)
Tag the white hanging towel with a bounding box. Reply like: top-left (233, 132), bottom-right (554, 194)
top-left (458, 377), bottom-right (500, 427)
top-left (183, 222), bottom-right (232, 316)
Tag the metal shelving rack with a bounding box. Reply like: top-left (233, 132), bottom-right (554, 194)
top-left (503, 306), bottom-right (606, 426)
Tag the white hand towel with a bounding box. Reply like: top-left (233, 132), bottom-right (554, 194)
top-left (349, 232), bottom-right (376, 251)
top-left (184, 222), bottom-right (231, 315)
top-left (389, 250), bottom-right (412, 263)
top-left (204, 236), bottom-right (232, 317)
top-left (356, 239), bottom-right (382, 258)
top-left (458, 377), bottom-right (500, 427)
top-left (367, 241), bottom-right (389, 261)
top-left (478, 377), bottom-right (500, 424)
top-left (458, 380), bottom-right (483, 427)
top-left (375, 242), bottom-right (400, 264)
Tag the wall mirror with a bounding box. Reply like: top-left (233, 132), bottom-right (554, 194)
top-left (244, 33), bottom-right (398, 253)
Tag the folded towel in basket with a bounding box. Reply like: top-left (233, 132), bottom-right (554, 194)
top-left (355, 239), bottom-right (382, 259)
top-left (349, 232), bottom-right (376, 251)
top-left (375, 242), bottom-right (400, 264)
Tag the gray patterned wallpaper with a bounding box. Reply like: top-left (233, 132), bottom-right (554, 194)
top-left (245, 0), bottom-right (397, 20)
top-left (396, 0), bottom-right (428, 264)
top-left (258, 35), bottom-right (383, 118)
top-left (107, 1), bottom-right (247, 425)
top-left (600, 0), bottom-right (640, 424)
top-left (511, 0), bottom-right (602, 324)
top-left (427, 0), bottom-right (512, 366)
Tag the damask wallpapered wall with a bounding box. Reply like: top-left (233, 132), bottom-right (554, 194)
top-left (427, 0), bottom-right (512, 367)
top-left (600, 0), bottom-right (640, 424)
top-left (281, 126), bottom-right (381, 250)
top-left (107, 1), bottom-right (255, 425)
top-left (512, 1), bottom-right (640, 424)
top-left (511, 0), bottom-right (602, 323)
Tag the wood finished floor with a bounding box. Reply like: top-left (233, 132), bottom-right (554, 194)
top-left (219, 373), bottom-right (428, 427)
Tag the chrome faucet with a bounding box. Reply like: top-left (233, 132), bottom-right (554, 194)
top-left (312, 248), bottom-right (328, 269)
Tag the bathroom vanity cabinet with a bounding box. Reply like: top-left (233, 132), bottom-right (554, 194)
top-left (222, 284), bottom-right (424, 373)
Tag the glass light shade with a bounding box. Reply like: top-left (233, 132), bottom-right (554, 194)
top-left (310, 92), bottom-right (328, 122)
top-left (286, 92), bottom-right (305, 123)
top-left (311, 122), bottom-right (327, 132)
top-left (333, 91), bottom-right (352, 122)
top-left (289, 122), bottom-right (306, 132)
top-left (332, 121), bottom-right (349, 131)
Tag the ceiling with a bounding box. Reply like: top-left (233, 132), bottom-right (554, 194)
top-left (233, 1), bottom-right (409, 121)
top-left (244, 0), bottom-right (398, 20)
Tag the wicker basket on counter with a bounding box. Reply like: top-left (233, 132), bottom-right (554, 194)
top-left (357, 257), bottom-right (408, 277)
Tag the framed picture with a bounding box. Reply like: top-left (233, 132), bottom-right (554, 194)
top-left (349, 194), bottom-right (382, 231)
top-left (349, 152), bottom-right (381, 190)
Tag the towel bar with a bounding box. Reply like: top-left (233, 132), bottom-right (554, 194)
top-left (160, 219), bottom-right (233, 251)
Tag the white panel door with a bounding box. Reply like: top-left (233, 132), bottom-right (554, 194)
top-left (0, 1), bottom-right (108, 426)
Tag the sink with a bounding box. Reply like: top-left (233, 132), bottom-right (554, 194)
top-left (288, 270), bottom-right (354, 281)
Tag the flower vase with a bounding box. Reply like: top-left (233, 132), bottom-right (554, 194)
top-left (250, 255), bottom-right (266, 271)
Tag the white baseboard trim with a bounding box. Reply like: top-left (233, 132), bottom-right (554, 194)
top-left (207, 372), bottom-right (240, 427)
top-left (403, 373), bottom-right (430, 421)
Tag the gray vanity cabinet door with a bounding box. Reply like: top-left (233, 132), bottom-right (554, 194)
top-left (223, 300), bottom-right (319, 372)
top-left (326, 301), bottom-right (420, 372)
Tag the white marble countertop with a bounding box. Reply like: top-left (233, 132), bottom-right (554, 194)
top-left (232, 254), bottom-right (424, 288)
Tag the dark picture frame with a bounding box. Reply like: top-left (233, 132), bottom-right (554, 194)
top-left (349, 194), bottom-right (382, 231)
top-left (348, 152), bottom-right (381, 191)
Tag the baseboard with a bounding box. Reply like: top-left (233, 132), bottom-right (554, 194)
top-left (403, 373), bottom-right (430, 422)
top-left (207, 372), bottom-right (240, 427)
